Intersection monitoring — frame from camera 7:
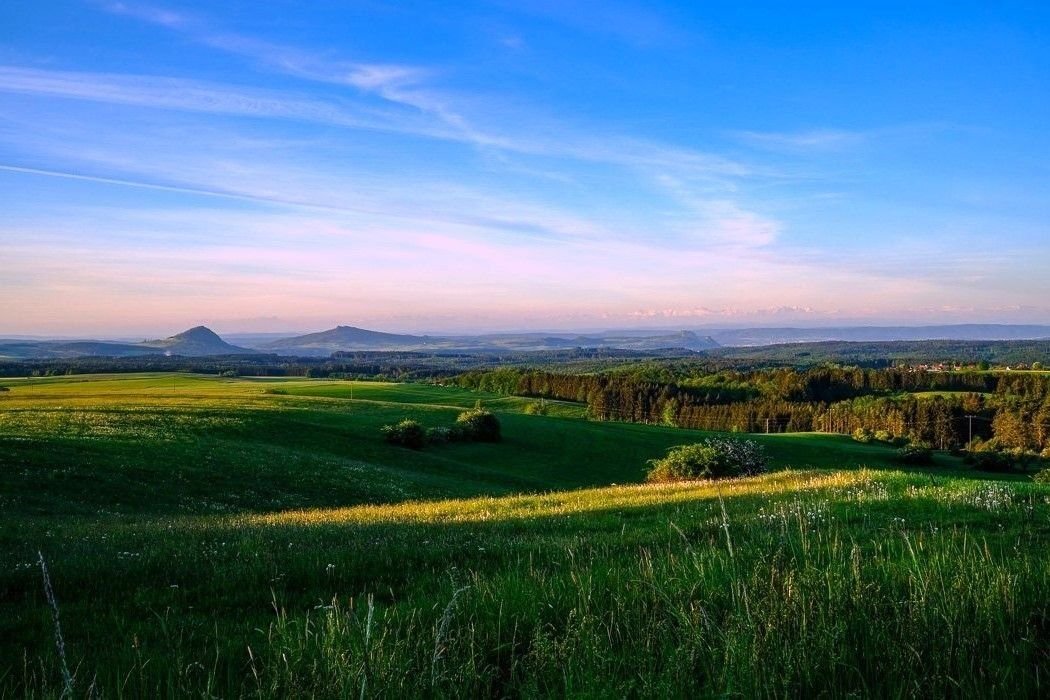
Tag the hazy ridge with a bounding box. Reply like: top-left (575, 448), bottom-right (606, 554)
top-left (3, 323), bottom-right (1050, 360)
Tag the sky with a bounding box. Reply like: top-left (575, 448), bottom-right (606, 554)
top-left (1, 1), bottom-right (1049, 336)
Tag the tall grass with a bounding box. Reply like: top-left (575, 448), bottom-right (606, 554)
top-left (6, 470), bottom-right (1048, 697)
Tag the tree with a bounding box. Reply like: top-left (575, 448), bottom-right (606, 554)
top-left (381, 420), bottom-right (426, 449)
top-left (647, 438), bottom-right (767, 482)
top-left (896, 444), bottom-right (933, 465)
top-left (993, 409), bottom-right (1031, 452)
top-left (452, 409), bottom-right (501, 442)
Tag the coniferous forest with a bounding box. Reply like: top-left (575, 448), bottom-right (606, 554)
top-left (455, 366), bottom-right (1050, 456)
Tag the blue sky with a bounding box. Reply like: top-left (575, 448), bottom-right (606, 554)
top-left (1, 1), bottom-right (1048, 335)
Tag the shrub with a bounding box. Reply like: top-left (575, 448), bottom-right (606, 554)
top-left (896, 444), bottom-right (933, 465)
top-left (969, 437), bottom-right (1000, 453)
top-left (523, 402), bottom-right (549, 416)
top-left (852, 428), bottom-right (874, 443)
top-left (647, 444), bottom-right (721, 482)
top-left (874, 429), bottom-right (892, 443)
top-left (426, 426), bottom-right (451, 444)
top-left (1034, 469), bottom-right (1050, 484)
top-left (971, 450), bottom-right (1015, 473)
top-left (647, 438), bottom-right (767, 482)
top-left (381, 420), bottom-right (426, 449)
top-left (452, 409), bottom-right (501, 442)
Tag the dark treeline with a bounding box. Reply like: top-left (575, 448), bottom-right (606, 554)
top-left (0, 354), bottom-right (454, 380)
top-left (706, 338), bottom-right (1050, 366)
top-left (455, 367), bottom-right (1050, 453)
top-left (455, 367), bottom-right (1009, 403)
top-left (0, 348), bottom-right (700, 380)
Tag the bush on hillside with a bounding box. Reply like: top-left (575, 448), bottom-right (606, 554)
top-left (970, 450), bottom-right (1015, 473)
top-left (426, 426), bottom-right (451, 444)
top-left (647, 438), bottom-right (767, 482)
top-left (452, 408), bottom-right (502, 442)
top-left (381, 419), bottom-right (426, 449)
top-left (874, 429), bottom-right (893, 443)
top-left (852, 428), bottom-right (874, 443)
top-left (524, 401), bottom-right (549, 416)
top-left (1033, 469), bottom-right (1050, 484)
top-left (967, 437), bottom-right (1000, 454)
top-left (896, 444), bottom-right (933, 465)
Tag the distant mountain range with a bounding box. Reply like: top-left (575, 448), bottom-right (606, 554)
top-left (259, 326), bottom-right (721, 355)
top-left (2, 323), bottom-right (1050, 360)
top-left (0, 326), bottom-right (255, 360)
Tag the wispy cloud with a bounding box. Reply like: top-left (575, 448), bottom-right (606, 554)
top-left (0, 66), bottom-right (445, 138)
top-left (103, 2), bottom-right (504, 151)
top-left (733, 128), bottom-right (867, 152)
top-left (0, 158), bottom-right (611, 244)
top-left (0, 58), bottom-right (775, 253)
top-left (495, 0), bottom-right (688, 49)
top-left (653, 173), bottom-right (780, 247)
top-left (103, 1), bottom-right (186, 28)
top-left (96, 3), bottom-right (755, 177)
top-left (0, 62), bottom-right (756, 181)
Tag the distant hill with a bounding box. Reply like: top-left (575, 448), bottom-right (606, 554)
top-left (706, 324), bottom-right (1050, 347)
top-left (260, 326), bottom-right (719, 355)
top-left (142, 326), bottom-right (256, 356)
top-left (260, 323), bottom-right (1050, 355)
top-left (263, 326), bottom-right (430, 355)
top-left (0, 326), bottom-right (255, 359)
top-left (0, 340), bottom-right (157, 360)
top-left (580, 330), bottom-right (718, 352)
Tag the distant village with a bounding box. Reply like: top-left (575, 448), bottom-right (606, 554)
top-left (905, 361), bottom-right (1044, 372)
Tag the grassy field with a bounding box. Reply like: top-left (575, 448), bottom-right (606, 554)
top-left (1, 374), bottom-right (1047, 697)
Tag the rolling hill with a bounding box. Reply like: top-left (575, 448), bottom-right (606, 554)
top-left (1, 373), bottom-right (1045, 697)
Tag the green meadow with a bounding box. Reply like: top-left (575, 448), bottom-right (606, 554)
top-left (1, 374), bottom-right (1047, 697)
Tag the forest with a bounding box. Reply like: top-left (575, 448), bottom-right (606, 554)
top-left (455, 366), bottom-right (1050, 456)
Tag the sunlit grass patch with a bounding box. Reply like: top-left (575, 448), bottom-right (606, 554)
top-left (239, 469), bottom-right (873, 528)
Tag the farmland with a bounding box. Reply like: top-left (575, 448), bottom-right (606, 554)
top-left (1, 374), bottom-right (1048, 697)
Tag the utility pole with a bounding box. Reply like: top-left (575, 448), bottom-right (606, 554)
top-left (765, 417), bottom-right (770, 434)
